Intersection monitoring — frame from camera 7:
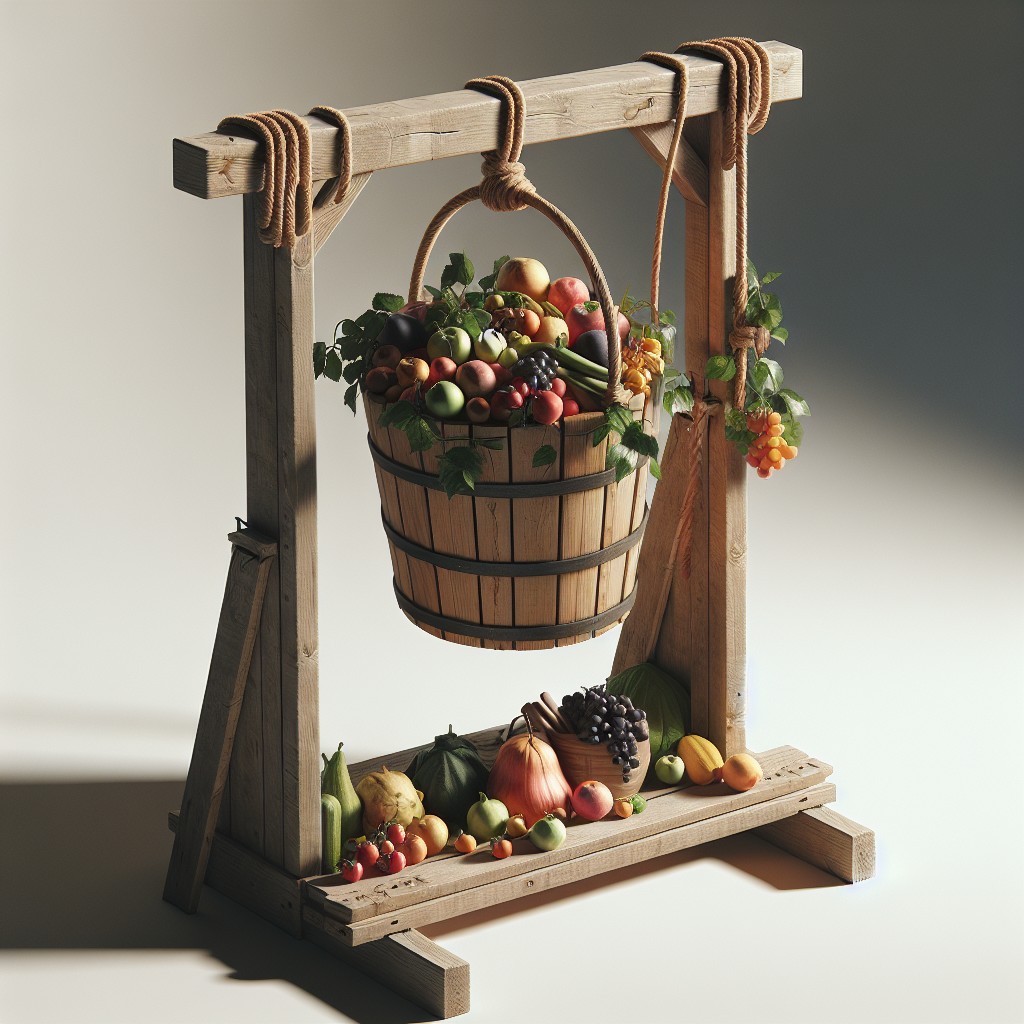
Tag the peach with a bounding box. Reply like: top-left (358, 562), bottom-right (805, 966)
top-left (533, 316), bottom-right (569, 347)
top-left (383, 383), bottom-right (404, 402)
top-left (365, 366), bottom-right (397, 395)
top-left (571, 780), bottom-right (614, 821)
top-left (466, 397), bottom-right (491, 424)
top-left (454, 359), bottom-right (497, 399)
top-left (547, 277), bottom-right (591, 316)
top-left (495, 257), bottom-right (550, 302)
top-left (372, 344), bottom-right (402, 369)
top-left (425, 356), bottom-right (458, 390)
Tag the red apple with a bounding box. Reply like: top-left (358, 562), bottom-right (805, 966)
top-left (566, 303), bottom-right (630, 345)
top-left (425, 356), bottom-right (458, 389)
top-left (531, 390), bottom-right (563, 425)
top-left (383, 383), bottom-right (404, 402)
top-left (547, 277), bottom-right (591, 317)
top-left (365, 366), bottom-right (397, 395)
top-left (490, 387), bottom-right (525, 424)
top-left (371, 344), bottom-right (402, 369)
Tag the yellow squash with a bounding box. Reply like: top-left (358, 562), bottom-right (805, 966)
top-left (677, 734), bottom-right (724, 785)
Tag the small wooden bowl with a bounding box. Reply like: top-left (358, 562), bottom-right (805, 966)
top-left (546, 731), bottom-right (651, 800)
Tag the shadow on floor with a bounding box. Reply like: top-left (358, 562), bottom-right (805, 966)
top-left (1, 778), bottom-right (842, 1020)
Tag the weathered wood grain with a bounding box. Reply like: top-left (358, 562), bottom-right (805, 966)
top-left (168, 809), bottom-right (302, 937)
top-left (557, 412), bottom-right (605, 646)
top-left (630, 123), bottom-right (708, 207)
top-left (755, 805), bottom-right (876, 883)
top-left (339, 776), bottom-right (837, 944)
top-left (163, 531), bottom-right (276, 914)
top-left (313, 745), bottom-right (831, 931)
top-left (303, 909), bottom-right (471, 1018)
top-left (174, 43), bottom-right (802, 199)
top-left (510, 425), bottom-right (561, 650)
top-left (471, 425), bottom-right (513, 649)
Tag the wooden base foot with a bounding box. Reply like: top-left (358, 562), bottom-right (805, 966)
top-left (754, 805), bottom-right (875, 882)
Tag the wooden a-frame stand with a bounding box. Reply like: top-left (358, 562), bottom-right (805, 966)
top-left (164, 42), bottom-right (874, 1018)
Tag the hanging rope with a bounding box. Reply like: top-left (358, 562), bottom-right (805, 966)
top-left (675, 38), bottom-right (773, 408)
top-left (217, 105), bottom-right (353, 248)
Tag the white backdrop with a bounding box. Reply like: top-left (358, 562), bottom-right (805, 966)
top-left (2, 2), bottom-right (1022, 1023)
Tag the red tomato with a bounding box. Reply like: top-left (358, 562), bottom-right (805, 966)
top-left (341, 859), bottom-right (363, 883)
top-left (549, 377), bottom-right (567, 398)
top-left (355, 840), bottom-right (379, 871)
top-left (386, 823), bottom-right (406, 846)
top-left (561, 398), bottom-right (580, 418)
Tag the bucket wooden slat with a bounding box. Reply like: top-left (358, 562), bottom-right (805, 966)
top-left (386, 410), bottom-right (443, 639)
top-left (421, 423), bottom-right (481, 648)
top-left (510, 425), bottom-right (561, 651)
top-left (471, 424), bottom-right (514, 650)
top-left (556, 412), bottom-right (606, 646)
top-left (365, 396), bottom-right (414, 602)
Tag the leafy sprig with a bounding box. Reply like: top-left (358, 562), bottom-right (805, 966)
top-left (593, 404), bottom-right (661, 481)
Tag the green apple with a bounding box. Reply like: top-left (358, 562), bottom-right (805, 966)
top-left (427, 326), bottom-right (472, 364)
top-left (497, 345), bottom-right (519, 369)
top-left (655, 754), bottom-right (685, 785)
top-left (466, 792), bottom-right (508, 841)
top-left (474, 328), bottom-right (506, 362)
top-left (423, 380), bottom-right (465, 419)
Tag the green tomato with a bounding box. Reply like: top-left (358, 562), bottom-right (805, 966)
top-left (655, 754), bottom-right (685, 785)
top-left (527, 813), bottom-right (566, 852)
top-left (466, 792), bottom-right (509, 841)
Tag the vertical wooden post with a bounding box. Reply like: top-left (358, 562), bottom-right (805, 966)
top-left (646, 113), bottom-right (746, 759)
top-left (226, 195), bottom-right (321, 878)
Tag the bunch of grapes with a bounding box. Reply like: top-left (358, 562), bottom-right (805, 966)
top-left (745, 410), bottom-right (798, 479)
top-left (561, 685), bottom-right (650, 784)
top-left (510, 351), bottom-right (558, 394)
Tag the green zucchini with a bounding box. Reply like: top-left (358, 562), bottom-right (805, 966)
top-left (542, 345), bottom-right (609, 380)
top-left (321, 793), bottom-right (343, 874)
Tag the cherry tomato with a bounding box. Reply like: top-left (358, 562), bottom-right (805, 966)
top-left (341, 859), bottom-right (363, 883)
top-left (386, 822), bottom-right (406, 846)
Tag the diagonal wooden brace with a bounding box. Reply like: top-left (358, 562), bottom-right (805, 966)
top-left (163, 528), bottom-right (277, 914)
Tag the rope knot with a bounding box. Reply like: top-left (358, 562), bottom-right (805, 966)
top-left (729, 324), bottom-right (771, 357)
top-left (479, 153), bottom-right (536, 212)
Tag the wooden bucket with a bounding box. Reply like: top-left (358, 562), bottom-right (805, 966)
top-left (365, 392), bottom-right (651, 650)
top-left (546, 730), bottom-right (651, 799)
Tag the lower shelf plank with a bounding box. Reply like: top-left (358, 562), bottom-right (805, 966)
top-left (327, 781), bottom-right (837, 946)
top-left (755, 805), bottom-right (876, 882)
top-left (168, 810), bottom-right (302, 936)
top-left (304, 909), bottom-right (470, 1019)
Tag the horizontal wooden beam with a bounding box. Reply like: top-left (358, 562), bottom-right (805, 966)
top-left (173, 41), bottom-right (802, 199)
top-left (755, 805), bottom-right (876, 883)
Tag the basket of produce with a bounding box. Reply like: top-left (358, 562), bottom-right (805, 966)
top-left (318, 77), bottom-right (673, 650)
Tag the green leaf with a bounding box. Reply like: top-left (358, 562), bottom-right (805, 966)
top-left (440, 264), bottom-right (457, 290)
top-left (771, 326), bottom-right (789, 345)
top-left (777, 388), bottom-right (811, 417)
top-left (448, 252), bottom-right (475, 286)
top-left (746, 258), bottom-right (759, 289)
top-left (407, 416), bottom-right (441, 453)
top-left (749, 293), bottom-right (783, 331)
top-left (649, 458), bottom-right (662, 481)
top-left (344, 383), bottom-right (358, 413)
top-left (324, 350), bottom-right (343, 382)
top-left (583, 300), bottom-right (600, 313)
top-left (507, 406), bottom-right (527, 428)
top-left (532, 444), bottom-right (557, 468)
top-left (659, 309), bottom-right (677, 326)
top-left (471, 308), bottom-right (491, 330)
top-left (460, 309), bottom-right (483, 342)
top-left (662, 367), bottom-right (682, 383)
top-left (342, 362), bottom-right (361, 385)
top-left (725, 408), bottom-right (748, 431)
top-left (313, 341), bottom-right (327, 378)
top-left (339, 336), bottom-right (365, 360)
top-left (621, 421), bottom-right (659, 459)
top-left (492, 255), bottom-right (510, 274)
top-left (474, 437), bottom-right (504, 451)
top-left (705, 355), bottom-right (736, 381)
top-left (437, 445), bottom-right (484, 498)
top-left (464, 291), bottom-right (485, 308)
top-left (781, 415), bottom-right (804, 447)
top-left (607, 443), bottom-right (639, 482)
top-left (604, 404), bottom-right (635, 438)
top-left (752, 358), bottom-right (783, 395)
top-left (591, 423), bottom-right (612, 447)
top-left (478, 274), bottom-right (496, 291)
top-left (372, 292), bottom-right (405, 312)
top-left (664, 385), bottom-right (695, 416)
top-left (378, 400), bottom-right (417, 429)
top-left (340, 319), bottom-right (359, 338)
top-left (424, 285), bottom-right (442, 299)
top-left (760, 271), bottom-right (781, 285)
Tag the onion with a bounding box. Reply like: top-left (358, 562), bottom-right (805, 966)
top-left (487, 717), bottom-right (573, 827)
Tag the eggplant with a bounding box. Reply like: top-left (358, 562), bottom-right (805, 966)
top-left (572, 329), bottom-right (610, 369)
top-left (378, 312), bottom-right (427, 354)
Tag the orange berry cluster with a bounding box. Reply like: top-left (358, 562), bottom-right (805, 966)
top-left (745, 410), bottom-right (798, 478)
